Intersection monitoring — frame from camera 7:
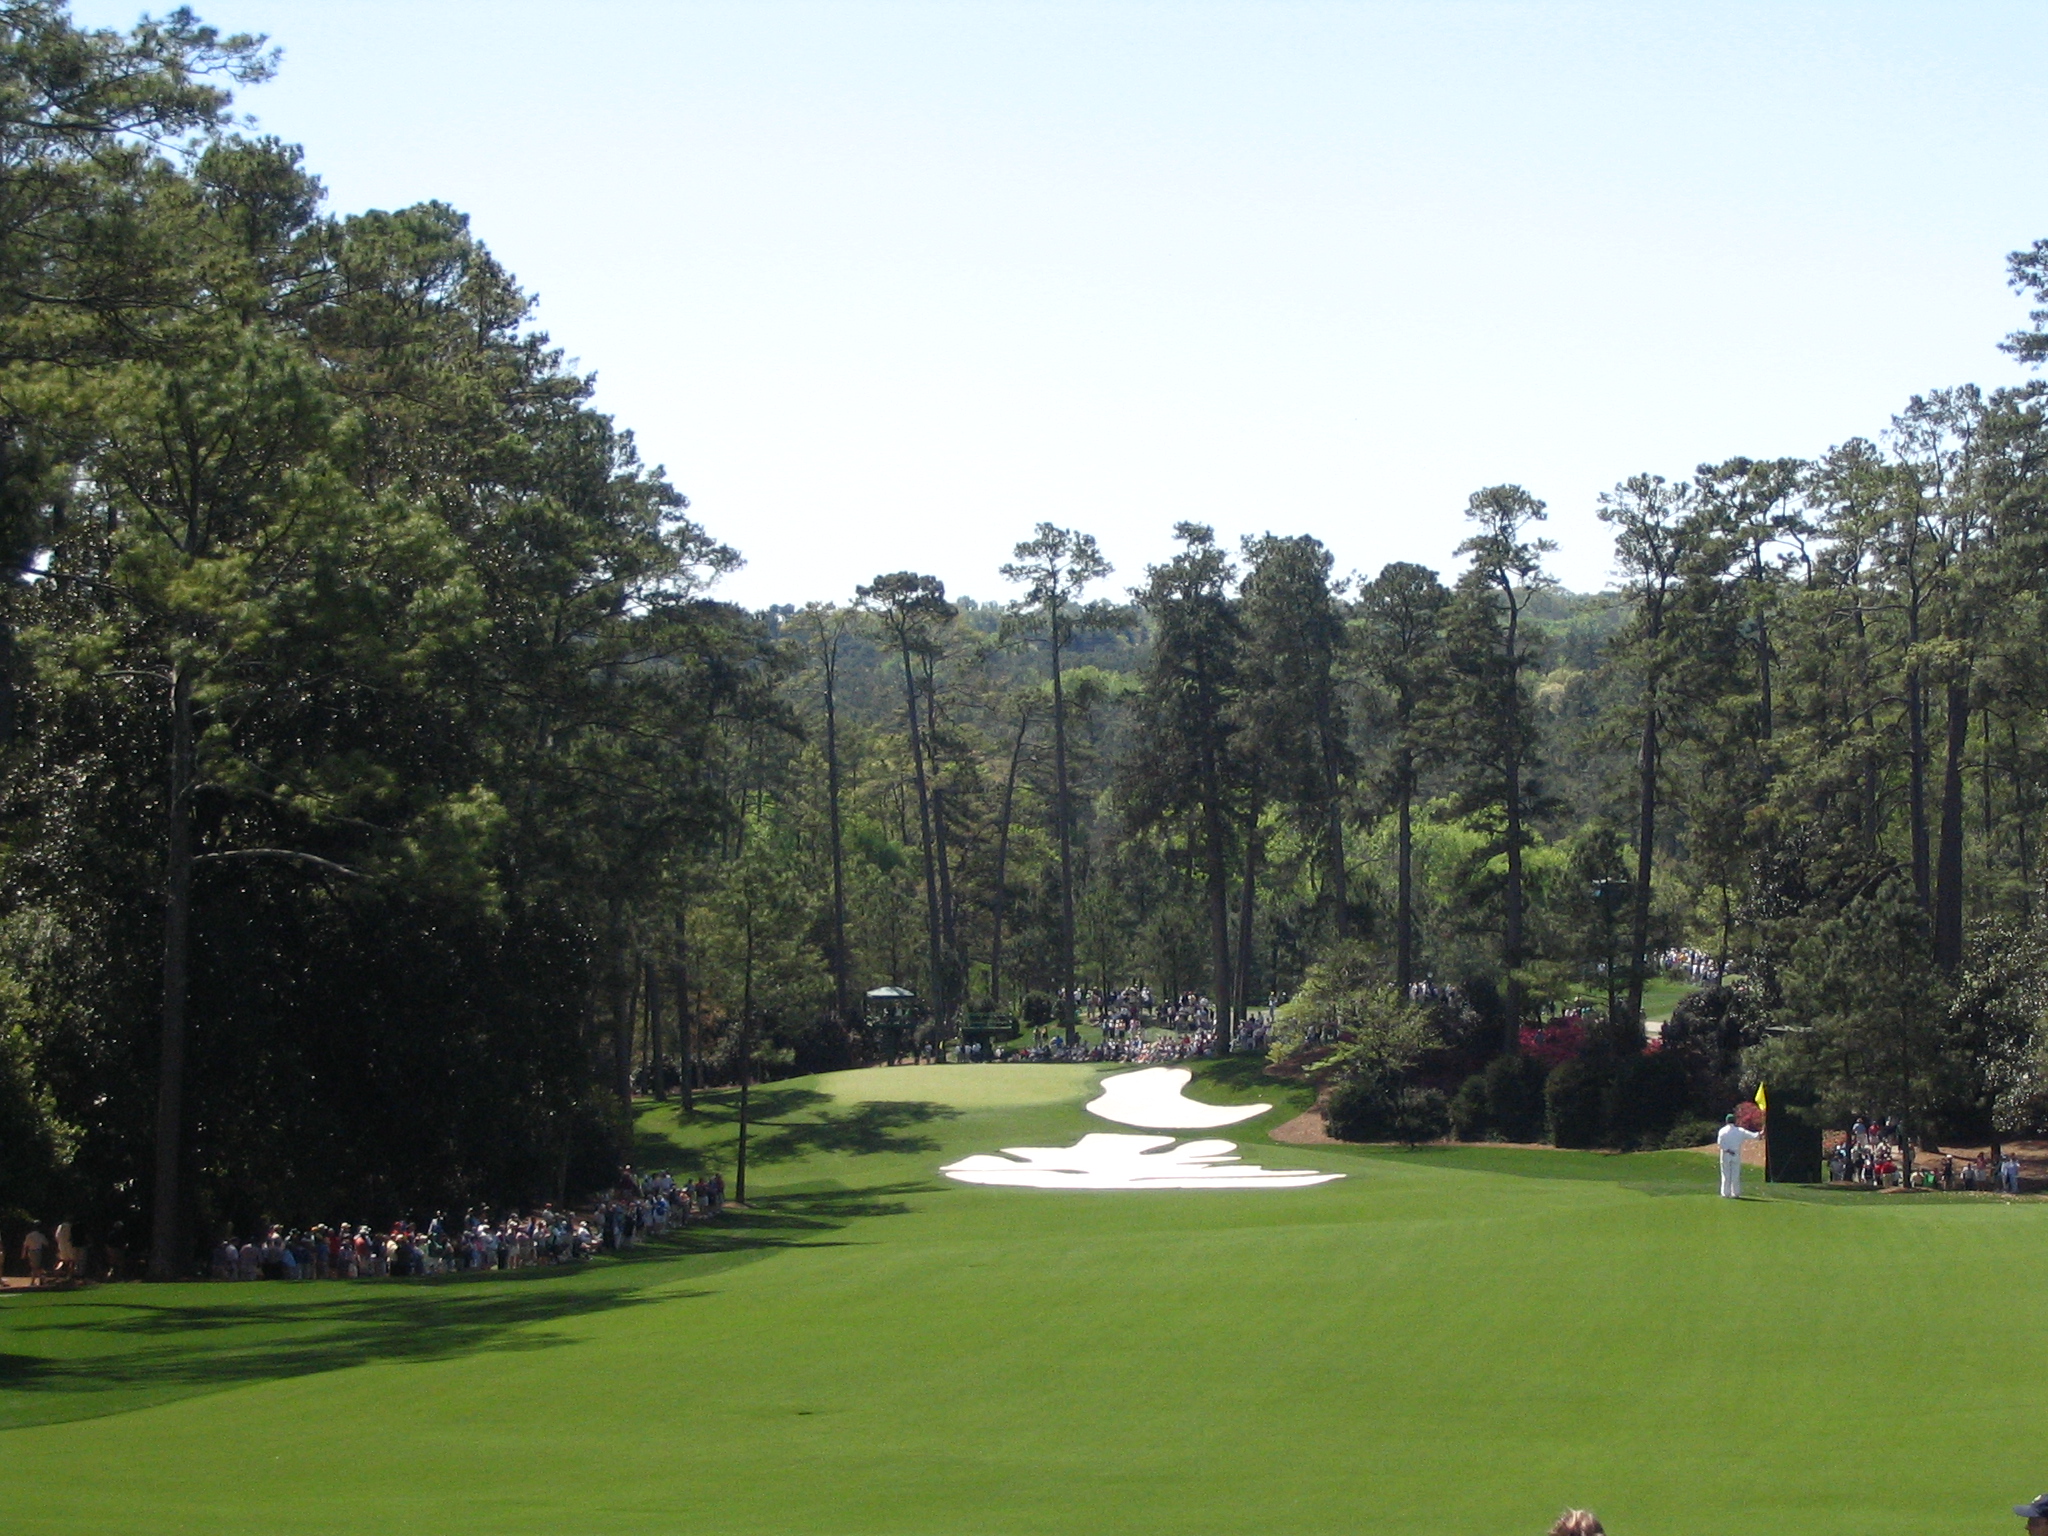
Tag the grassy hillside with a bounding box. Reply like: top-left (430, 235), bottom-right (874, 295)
top-left (0, 1061), bottom-right (2038, 1536)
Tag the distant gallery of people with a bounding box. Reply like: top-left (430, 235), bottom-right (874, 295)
top-left (10, 1168), bottom-right (725, 1286)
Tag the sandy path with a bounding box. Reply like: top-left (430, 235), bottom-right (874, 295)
top-left (1269, 1110), bottom-right (1336, 1145)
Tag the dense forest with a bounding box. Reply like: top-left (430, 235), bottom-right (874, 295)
top-left (4, 4), bottom-right (2048, 1275)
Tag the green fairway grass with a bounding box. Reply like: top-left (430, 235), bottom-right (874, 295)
top-left (1640, 976), bottom-right (1694, 1022)
top-left (2, 1061), bottom-right (2040, 1536)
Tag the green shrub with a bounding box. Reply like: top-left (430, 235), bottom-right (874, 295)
top-left (1546, 1058), bottom-right (1606, 1148)
top-left (1322, 1078), bottom-right (1385, 1141)
top-left (1449, 1073), bottom-right (1489, 1140)
top-left (1483, 1053), bottom-right (1550, 1142)
top-left (1324, 1082), bottom-right (1449, 1144)
top-left (1388, 1086), bottom-right (1450, 1145)
top-left (1602, 1050), bottom-right (1693, 1149)
top-left (1664, 1116), bottom-right (1721, 1149)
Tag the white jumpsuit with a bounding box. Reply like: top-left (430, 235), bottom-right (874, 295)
top-left (1717, 1121), bottom-right (1760, 1197)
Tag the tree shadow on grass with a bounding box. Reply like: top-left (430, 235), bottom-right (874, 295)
top-left (688, 1086), bottom-right (833, 1125)
top-left (749, 1101), bottom-right (960, 1163)
top-left (1346, 1144), bottom-right (1714, 1195)
top-left (640, 1091), bottom-right (961, 1167)
top-left (1196, 1055), bottom-right (1293, 1097)
top-left (0, 1182), bottom-right (922, 1432)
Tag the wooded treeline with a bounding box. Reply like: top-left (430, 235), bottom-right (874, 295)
top-left (6, 4), bottom-right (2048, 1272)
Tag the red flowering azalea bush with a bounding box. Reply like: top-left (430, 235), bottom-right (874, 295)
top-left (1517, 1021), bottom-right (1586, 1068)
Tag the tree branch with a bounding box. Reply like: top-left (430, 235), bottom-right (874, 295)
top-left (191, 848), bottom-right (367, 879)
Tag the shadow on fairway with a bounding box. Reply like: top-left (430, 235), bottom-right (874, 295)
top-left (0, 1182), bottom-right (924, 1432)
top-left (1195, 1055), bottom-right (1296, 1100)
top-left (1345, 1143), bottom-right (1716, 1194)
top-left (650, 1090), bottom-right (961, 1166)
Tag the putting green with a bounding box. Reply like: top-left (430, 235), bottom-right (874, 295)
top-left (816, 1061), bottom-right (1105, 1108)
top-left (0, 1063), bottom-right (2041, 1536)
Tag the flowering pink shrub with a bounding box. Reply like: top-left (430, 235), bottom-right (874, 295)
top-left (1518, 1021), bottom-right (1586, 1067)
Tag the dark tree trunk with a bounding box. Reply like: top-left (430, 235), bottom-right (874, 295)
top-left (1234, 813), bottom-right (1259, 1036)
top-left (644, 961), bottom-right (663, 1101)
top-left (1626, 699), bottom-right (1658, 1043)
top-left (1202, 747), bottom-right (1234, 1043)
top-left (1908, 661), bottom-right (1931, 911)
top-left (148, 663), bottom-right (195, 1282)
top-left (1749, 554), bottom-right (1774, 743)
top-left (991, 706), bottom-right (1030, 1009)
top-left (822, 636), bottom-right (850, 1027)
top-left (1395, 747), bottom-right (1415, 993)
top-left (897, 640), bottom-right (946, 1033)
top-left (1980, 705), bottom-right (1994, 847)
top-left (1503, 788), bottom-right (1526, 1048)
top-left (931, 782), bottom-right (958, 979)
top-left (736, 906), bottom-right (754, 1199)
top-left (919, 671), bottom-right (963, 1030)
top-left (1500, 603), bottom-right (1527, 1049)
top-left (1852, 601), bottom-right (1882, 854)
top-left (1051, 627), bottom-right (1079, 1042)
top-left (2010, 719), bottom-right (2034, 919)
top-left (1934, 676), bottom-right (1969, 972)
top-left (670, 943), bottom-right (694, 1114)
top-left (612, 962), bottom-right (635, 1106)
top-left (1756, 623), bottom-right (1772, 742)
top-left (735, 1051), bottom-right (750, 1205)
top-left (1315, 688), bottom-right (1347, 938)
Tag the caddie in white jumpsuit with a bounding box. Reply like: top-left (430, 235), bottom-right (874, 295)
top-left (1717, 1113), bottom-right (1760, 1197)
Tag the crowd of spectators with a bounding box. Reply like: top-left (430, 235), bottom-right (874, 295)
top-left (197, 1168), bottom-right (726, 1282)
top-left (1827, 1118), bottom-right (2028, 1192)
top-left (8, 1168), bottom-right (732, 1288)
top-left (1661, 947), bottom-right (1721, 984)
top-left (988, 986), bottom-right (1265, 1064)
top-left (1003, 1026), bottom-right (1220, 1065)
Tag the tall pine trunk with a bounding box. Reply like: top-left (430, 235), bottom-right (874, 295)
top-left (1934, 676), bottom-right (1970, 972)
top-left (1396, 748), bottom-right (1415, 993)
top-left (1051, 628), bottom-right (1078, 1041)
top-left (1626, 699), bottom-right (1658, 1041)
top-left (823, 637), bottom-right (850, 1027)
top-left (611, 961), bottom-right (634, 1106)
top-left (148, 662), bottom-right (195, 1281)
top-left (1502, 782), bottom-right (1526, 1049)
top-left (1316, 690), bottom-right (1347, 937)
top-left (2010, 720), bottom-right (2034, 919)
top-left (1908, 660), bottom-right (1931, 910)
top-left (644, 961), bottom-right (663, 1101)
top-left (1500, 607), bottom-right (1527, 1049)
top-left (670, 926), bottom-right (695, 1113)
top-left (736, 900), bottom-right (754, 1199)
top-left (1202, 746), bottom-right (1234, 1044)
top-left (920, 674), bottom-right (961, 1020)
top-left (1234, 814), bottom-right (1259, 1037)
top-left (897, 640), bottom-right (946, 1032)
top-left (991, 707), bottom-right (1030, 1009)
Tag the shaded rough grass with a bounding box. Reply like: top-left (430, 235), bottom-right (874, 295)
top-left (1, 1061), bottom-right (2041, 1536)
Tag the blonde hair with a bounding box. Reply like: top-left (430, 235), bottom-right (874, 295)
top-left (1550, 1512), bottom-right (1604, 1536)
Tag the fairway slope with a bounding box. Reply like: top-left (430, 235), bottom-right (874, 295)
top-left (2, 1062), bottom-right (2039, 1536)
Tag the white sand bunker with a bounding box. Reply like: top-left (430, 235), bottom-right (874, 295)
top-left (941, 1133), bottom-right (1343, 1190)
top-left (1084, 1067), bottom-right (1269, 1129)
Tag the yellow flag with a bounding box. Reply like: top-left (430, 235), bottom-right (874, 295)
top-left (1755, 1082), bottom-right (1768, 1114)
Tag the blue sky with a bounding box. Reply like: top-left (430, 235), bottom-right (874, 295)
top-left (75, 2), bottom-right (2048, 604)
